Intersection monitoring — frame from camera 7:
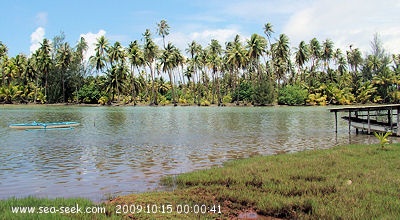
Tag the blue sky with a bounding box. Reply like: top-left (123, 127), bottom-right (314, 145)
top-left (2, 0), bottom-right (400, 59)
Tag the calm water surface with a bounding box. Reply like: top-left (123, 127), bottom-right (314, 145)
top-left (0, 105), bottom-right (386, 201)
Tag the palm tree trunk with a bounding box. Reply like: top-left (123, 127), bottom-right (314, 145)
top-left (169, 70), bottom-right (176, 106)
top-left (149, 62), bottom-right (156, 105)
top-left (45, 71), bottom-right (48, 103)
top-left (216, 72), bottom-right (221, 106)
top-left (116, 71), bottom-right (120, 103)
top-left (62, 71), bottom-right (65, 103)
top-left (35, 78), bottom-right (38, 104)
top-left (131, 66), bottom-right (137, 105)
top-left (75, 86), bottom-right (78, 103)
top-left (211, 69), bottom-right (216, 104)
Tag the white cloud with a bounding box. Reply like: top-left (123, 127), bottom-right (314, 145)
top-left (163, 27), bottom-right (242, 55)
top-left (382, 28), bottom-right (400, 54)
top-left (190, 28), bottom-right (240, 44)
top-left (35, 12), bottom-right (48, 26)
top-left (283, 0), bottom-right (400, 55)
top-left (223, 0), bottom-right (304, 20)
top-left (79, 29), bottom-right (106, 61)
top-left (30, 27), bottom-right (45, 54)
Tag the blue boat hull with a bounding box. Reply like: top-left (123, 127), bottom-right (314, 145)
top-left (9, 121), bottom-right (80, 130)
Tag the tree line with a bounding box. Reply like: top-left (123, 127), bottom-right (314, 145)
top-left (1, 21), bottom-right (400, 106)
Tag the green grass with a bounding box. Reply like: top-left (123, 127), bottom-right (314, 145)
top-left (2, 143), bottom-right (400, 219)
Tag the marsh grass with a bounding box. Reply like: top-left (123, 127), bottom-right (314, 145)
top-left (2, 144), bottom-right (400, 219)
top-left (157, 144), bottom-right (400, 219)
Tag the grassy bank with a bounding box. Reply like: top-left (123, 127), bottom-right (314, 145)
top-left (2, 143), bottom-right (400, 219)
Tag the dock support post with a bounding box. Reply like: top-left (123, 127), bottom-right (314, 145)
top-left (367, 110), bottom-right (371, 134)
top-left (355, 111), bottom-right (359, 134)
top-left (335, 111), bottom-right (338, 133)
top-left (397, 107), bottom-right (400, 136)
top-left (348, 110), bottom-right (351, 134)
top-left (389, 109), bottom-right (393, 131)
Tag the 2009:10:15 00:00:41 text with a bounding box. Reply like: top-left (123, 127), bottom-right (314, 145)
top-left (115, 204), bottom-right (222, 214)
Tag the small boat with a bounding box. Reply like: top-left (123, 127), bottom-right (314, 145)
top-left (9, 121), bottom-right (80, 130)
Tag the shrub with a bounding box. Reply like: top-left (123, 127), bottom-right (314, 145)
top-left (222, 94), bottom-right (232, 104)
top-left (232, 81), bottom-right (253, 103)
top-left (78, 82), bottom-right (102, 104)
top-left (307, 93), bottom-right (327, 106)
top-left (278, 85), bottom-right (308, 105)
top-left (252, 79), bottom-right (275, 106)
top-left (98, 96), bottom-right (109, 105)
top-left (200, 99), bottom-right (210, 106)
top-left (158, 95), bottom-right (170, 106)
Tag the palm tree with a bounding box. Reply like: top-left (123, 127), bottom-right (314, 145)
top-left (0, 41), bottom-right (7, 58)
top-left (108, 41), bottom-right (126, 102)
top-left (322, 39), bottom-right (334, 72)
top-left (90, 35), bottom-right (109, 73)
top-left (56, 42), bottom-right (72, 102)
top-left (186, 41), bottom-right (202, 61)
top-left (295, 41), bottom-right (310, 82)
top-left (108, 42), bottom-right (124, 66)
top-left (206, 39), bottom-right (223, 105)
top-left (25, 56), bottom-right (36, 83)
top-left (309, 38), bottom-right (321, 73)
top-left (246, 34), bottom-right (267, 81)
top-left (75, 37), bottom-right (88, 62)
top-left (171, 45), bottom-right (184, 103)
top-left (0, 42), bottom-right (8, 86)
top-left (393, 54), bottom-right (400, 84)
top-left (160, 42), bottom-right (180, 105)
top-left (72, 37), bottom-right (88, 103)
top-left (37, 38), bottom-right (52, 102)
top-left (186, 41), bottom-right (202, 104)
top-left (30, 52), bottom-right (41, 103)
top-left (104, 64), bottom-right (127, 103)
top-left (157, 19), bottom-right (170, 49)
top-left (263, 22), bottom-right (274, 46)
top-left (272, 34), bottom-right (291, 87)
top-left (127, 40), bottom-right (144, 104)
top-left (143, 29), bottom-right (159, 105)
top-left (13, 54), bottom-right (27, 85)
top-left (333, 49), bottom-right (348, 84)
top-left (347, 46), bottom-right (363, 78)
top-left (225, 35), bottom-right (248, 103)
top-left (365, 55), bottom-right (382, 79)
top-left (2, 56), bottom-right (17, 86)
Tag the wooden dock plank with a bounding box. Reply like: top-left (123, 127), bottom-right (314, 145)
top-left (329, 104), bottom-right (400, 136)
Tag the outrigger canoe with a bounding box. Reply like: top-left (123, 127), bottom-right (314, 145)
top-left (9, 121), bottom-right (80, 130)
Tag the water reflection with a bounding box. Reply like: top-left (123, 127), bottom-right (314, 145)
top-left (0, 105), bottom-right (396, 201)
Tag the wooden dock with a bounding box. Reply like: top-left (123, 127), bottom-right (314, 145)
top-left (329, 104), bottom-right (400, 136)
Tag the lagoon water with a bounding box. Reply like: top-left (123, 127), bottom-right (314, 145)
top-left (0, 105), bottom-right (383, 201)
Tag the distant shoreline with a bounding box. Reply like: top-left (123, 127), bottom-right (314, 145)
top-left (2, 101), bottom-right (392, 108)
top-left (0, 102), bottom-right (274, 107)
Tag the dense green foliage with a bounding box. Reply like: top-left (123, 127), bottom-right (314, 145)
top-left (1, 23), bottom-right (399, 105)
top-left (278, 84), bottom-right (308, 105)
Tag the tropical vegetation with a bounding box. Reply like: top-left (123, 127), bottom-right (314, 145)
top-left (1, 21), bottom-right (399, 105)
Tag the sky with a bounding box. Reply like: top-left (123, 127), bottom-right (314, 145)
top-left (1, 0), bottom-right (400, 60)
